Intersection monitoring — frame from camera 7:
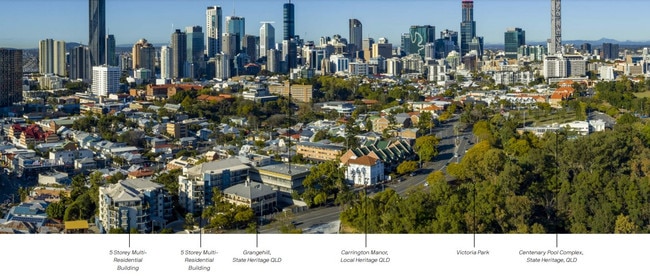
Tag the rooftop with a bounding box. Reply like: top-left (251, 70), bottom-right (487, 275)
top-left (257, 162), bottom-right (311, 176)
top-left (224, 181), bottom-right (276, 200)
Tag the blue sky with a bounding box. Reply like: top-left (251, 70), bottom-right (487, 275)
top-left (1, 0), bottom-right (647, 49)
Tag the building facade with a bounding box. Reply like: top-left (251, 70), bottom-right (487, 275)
top-left (91, 65), bottom-right (120, 97)
top-left (38, 39), bottom-right (66, 76)
top-left (409, 25), bottom-right (435, 59)
top-left (132, 38), bottom-right (156, 73)
top-left (504, 28), bottom-right (525, 59)
top-left (249, 163), bottom-right (310, 202)
top-left (98, 179), bottom-right (171, 233)
top-left (0, 48), bottom-right (23, 108)
top-left (223, 181), bottom-right (277, 216)
top-left (178, 158), bottom-right (251, 214)
top-left (171, 29), bottom-right (187, 79)
top-left (260, 22), bottom-right (275, 59)
top-left (89, 0), bottom-right (106, 66)
top-left (344, 155), bottom-right (385, 186)
top-left (349, 18), bottom-right (362, 55)
top-left (206, 6), bottom-right (223, 57)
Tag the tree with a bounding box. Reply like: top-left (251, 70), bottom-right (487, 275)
top-left (396, 160), bottom-right (418, 175)
top-left (184, 213), bottom-right (196, 230)
top-left (46, 201), bottom-right (66, 220)
top-left (614, 214), bottom-right (638, 234)
top-left (414, 135), bottom-right (440, 162)
top-left (109, 227), bottom-right (126, 234)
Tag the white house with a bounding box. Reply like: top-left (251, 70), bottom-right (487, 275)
top-left (344, 155), bottom-right (385, 186)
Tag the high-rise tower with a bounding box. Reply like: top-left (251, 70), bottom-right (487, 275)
top-left (106, 34), bottom-right (117, 66)
top-left (260, 22), bottom-right (275, 59)
top-left (89, 0), bottom-right (106, 66)
top-left (409, 25), bottom-right (435, 59)
top-left (171, 29), bottom-right (187, 79)
top-left (460, 0), bottom-right (476, 57)
top-left (504, 28), bottom-right (525, 59)
top-left (0, 48), bottom-right (23, 107)
top-left (283, 1), bottom-right (297, 70)
top-left (283, 2), bottom-right (295, 41)
top-left (349, 19), bottom-right (362, 55)
top-left (226, 16), bottom-right (245, 53)
top-left (206, 6), bottom-right (223, 57)
top-left (550, 0), bottom-right (562, 54)
top-left (39, 39), bottom-right (66, 76)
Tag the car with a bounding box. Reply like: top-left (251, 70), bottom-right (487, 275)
top-left (409, 172), bottom-right (417, 177)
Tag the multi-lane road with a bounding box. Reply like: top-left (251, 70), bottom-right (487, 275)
top-left (261, 114), bottom-right (475, 233)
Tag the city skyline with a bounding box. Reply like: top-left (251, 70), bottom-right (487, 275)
top-left (1, 0), bottom-right (649, 49)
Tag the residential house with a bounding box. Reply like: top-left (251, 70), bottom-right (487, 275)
top-left (49, 148), bottom-right (94, 167)
top-left (343, 155), bottom-right (385, 186)
top-left (37, 171), bottom-right (70, 186)
top-left (74, 157), bottom-right (97, 172)
top-left (371, 116), bottom-right (390, 133)
top-left (393, 113), bottom-right (413, 128)
top-left (18, 124), bottom-right (60, 148)
top-left (0, 200), bottom-right (49, 229)
top-left (340, 139), bottom-right (414, 173)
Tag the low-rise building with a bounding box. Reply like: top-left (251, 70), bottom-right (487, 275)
top-left (248, 163), bottom-right (311, 203)
top-left (296, 141), bottom-right (346, 162)
top-left (223, 181), bottom-right (277, 215)
top-left (343, 155), bottom-right (385, 186)
top-left (178, 157), bottom-right (251, 214)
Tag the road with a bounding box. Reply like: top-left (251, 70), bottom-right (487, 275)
top-left (260, 114), bottom-right (475, 234)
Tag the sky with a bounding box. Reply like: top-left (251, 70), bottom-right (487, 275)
top-left (1, 0), bottom-right (649, 49)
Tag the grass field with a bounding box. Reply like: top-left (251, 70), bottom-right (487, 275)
top-left (634, 91), bottom-right (650, 98)
top-left (528, 110), bottom-right (577, 126)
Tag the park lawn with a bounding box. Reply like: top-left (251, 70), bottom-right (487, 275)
top-left (634, 91), bottom-right (650, 98)
top-left (532, 110), bottom-right (577, 126)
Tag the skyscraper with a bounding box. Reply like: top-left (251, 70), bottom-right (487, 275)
top-left (186, 26), bottom-right (205, 78)
top-left (206, 6), bottom-right (223, 57)
top-left (226, 16), bottom-right (245, 53)
top-left (460, 0), bottom-right (476, 57)
top-left (214, 53), bottom-right (231, 80)
top-left (92, 65), bottom-right (120, 97)
top-left (283, 1), bottom-right (297, 70)
top-left (132, 38), bottom-right (156, 74)
top-left (70, 46), bottom-right (91, 82)
top-left (243, 34), bottom-right (258, 62)
top-left (283, 2), bottom-right (295, 40)
top-left (171, 29), bottom-right (187, 79)
top-left (39, 39), bottom-right (66, 76)
top-left (504, 28), bottom-right (525, 59)
top-left (106, 34), bottom-right (117, 66)
top-left (409, 25), bottom-right (435, 59)
top-left (260, 22), bottom-right (275, 59)
top-left (160, 46), bottom-right (172, 80)
top-left (440, 29), bottom-right (459, 48)
top-left (89, 0), bottom-right (106, 66)
top-left (222, 33), bottom-right (238, 57)
top-left (401, 33), bottom-right (412, 55)
top-left (550, 0), bottom-right (562, 54)
top-left (349, 19), bottom-right (362, 55)
top-left (602, 43), bottom-right (619, 61)
top-left (0, 48), bottom-right (23, 108)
